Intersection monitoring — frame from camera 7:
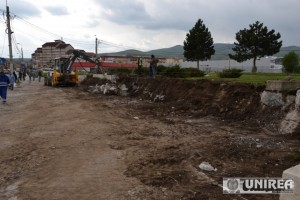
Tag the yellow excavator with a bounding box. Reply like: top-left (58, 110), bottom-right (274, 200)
top-left (44, 50), bottom-right (101, 86)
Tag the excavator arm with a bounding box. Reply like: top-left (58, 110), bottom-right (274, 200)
top-left (65, 50), bottom-right (102, 74)
top-left (45, 49), bottom-right (102, 87)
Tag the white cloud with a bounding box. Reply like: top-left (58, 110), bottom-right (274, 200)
top-left (45, 6), bottom-right (69, 16)
top-left (0, 0), bottom-right (299, 58)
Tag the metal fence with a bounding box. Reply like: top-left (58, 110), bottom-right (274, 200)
top-left (162, 57), bottom-right (283, 73)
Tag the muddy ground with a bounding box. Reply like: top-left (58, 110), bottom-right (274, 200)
top-left (0, 76), bottom-right (299, 200)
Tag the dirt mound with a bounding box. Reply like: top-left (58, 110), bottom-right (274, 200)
top-left (82, 76), bottom-right (283, 128)
top-left (121, 76), bottom-right (263, 116)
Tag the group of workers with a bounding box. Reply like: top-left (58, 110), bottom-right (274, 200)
top-left (137, 54), bottom-right (159, 77)
top-left (1, 55), bottom-right (158, 105)
top-left (0, 67), bottom-right (43, 104)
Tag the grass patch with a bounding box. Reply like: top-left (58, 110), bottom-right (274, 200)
top-left (189, 72), bottom-right (300, 86)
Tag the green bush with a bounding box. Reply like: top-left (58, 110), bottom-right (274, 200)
top-left (159, 65), bottom-right (205, 78)
top-left (182, 67), bottom-right (205, 77)
top-left (133, 65), bottom-right (205, 78)
top-left (156, 65), bottom-right (167, 74)
top-left (160, 65), bottom-right (185, 78)
top-left (218, 68), bottom-right (243, 78)
top-left (282, 51), bottom-right (299, 74)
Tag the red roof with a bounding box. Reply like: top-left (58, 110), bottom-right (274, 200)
top-left (71, 62), bottom-right (137, 69)
top-left (72, 62), bottom-right (96, 69)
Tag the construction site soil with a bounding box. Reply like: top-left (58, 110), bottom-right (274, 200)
top-left (0, 76), bottom-right (299, 200)
top-left (80, 76), bottom-right (300, 200)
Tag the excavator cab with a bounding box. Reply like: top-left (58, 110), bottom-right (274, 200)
top-left (54, 58), bottom-right (68, 73)
top-left (44, 57), bottom-right (78, 86)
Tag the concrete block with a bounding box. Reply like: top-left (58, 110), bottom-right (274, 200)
top-left (261, 91), bottom-right (284, 107)
top-left (260, 91), bottom-right (295, 108)
top-left (279, 110), bottom-right (300, 134)
top-left (296, 90), bottom-right (300, 110)
top-left (266, 80), bottom-right (300, 92)
top-left (280, 164), bottom-right (300, 200)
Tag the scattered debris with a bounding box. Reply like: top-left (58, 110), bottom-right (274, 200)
top-left (119, 84), bottom-right (128, 96)
top-left (199, 162), bottom-right (217, 172)
top-left (88, 83), bottom-right (127, 96)
top-left (154, 94), bottom-right (165, 102)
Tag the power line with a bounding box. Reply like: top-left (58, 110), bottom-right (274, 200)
top-left (14, 15), bottom-right (61, 39)
top-left (12, 13), bottom-right (152, 52)
top-left (1, 28), bottom-right (6, 57)
top-left (5, 9), bottom-right (299, 59)
top-left (4, 10), bottom-right (168, 56)
top-left (10, 18), bottom-right (21, 54)
top-left (100, 40), bottom-right (148, 51)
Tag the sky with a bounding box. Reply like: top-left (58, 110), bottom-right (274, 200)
top-left (0, 0), bottom-right (299, 58)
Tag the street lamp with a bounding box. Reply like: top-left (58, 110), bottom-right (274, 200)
top-left (17, 43), bottom-right (25, 71)
top-left (17, 43), bottom-right (23, 62)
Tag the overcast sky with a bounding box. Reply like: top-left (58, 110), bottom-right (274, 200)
top-left (0, 0), bottom-right (299, 58)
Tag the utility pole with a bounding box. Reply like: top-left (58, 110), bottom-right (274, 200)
top-left (95, 36), bottom-right (98, 58)
top-left (21, 47), bottom-right (23, 62)
top-left (6, 6), bottom-right (14, 72)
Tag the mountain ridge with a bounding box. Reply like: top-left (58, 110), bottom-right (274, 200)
top-left (100, 43), bottom-right (300, 60)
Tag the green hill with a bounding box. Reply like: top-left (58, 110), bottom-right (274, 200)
top-left (101, 44), bottom-right (300, 60)
top-left (275, 46), bottom-right (300, 57)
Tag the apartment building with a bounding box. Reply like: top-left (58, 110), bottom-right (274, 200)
top-left (32, 40), bottom-right (74, 67)
top-left (31, 48), bottom-right (42, 68)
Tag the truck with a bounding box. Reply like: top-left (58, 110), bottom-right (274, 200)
top-left (44, 50), bottom-right (102, 86)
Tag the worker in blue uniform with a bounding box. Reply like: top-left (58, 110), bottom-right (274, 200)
top-left (0, 68), bottom-right (11, 104)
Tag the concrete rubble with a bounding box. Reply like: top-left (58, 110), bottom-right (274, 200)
top-left (88, 83), bottom-right (128, 96)
top-left (279, 90), bottom-right (300, 134)
top-left (260, 87), bottom-right (300, 134)
top-left (280, 110), bottom-right (300, 134)
top-left (199, 162), bottom-right (217, 172)
top-left (280, 164), bottom-right (300, 200)
top-left (295, 90), bottom-right (300, 110)
top-left (261, 91), bottom-right (295, 108)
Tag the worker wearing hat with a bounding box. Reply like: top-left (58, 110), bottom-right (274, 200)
top-left (0, 67), bottom-right (11, 104)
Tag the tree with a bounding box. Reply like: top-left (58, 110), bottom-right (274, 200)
top-left (183, 19), bottom-right (215, 70)
top-left (229, 21), bottom-right (282, 73)
top-left (282, 51), bottom-right (299, 74)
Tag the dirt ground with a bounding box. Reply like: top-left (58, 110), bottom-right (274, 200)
top-left (0, 76), bottom-right (299, 200)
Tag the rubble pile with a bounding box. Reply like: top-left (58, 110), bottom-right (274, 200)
top-left (88, 83), bottom-right (128, 96)
top-left (81, 76), bottom-right (290, 133)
